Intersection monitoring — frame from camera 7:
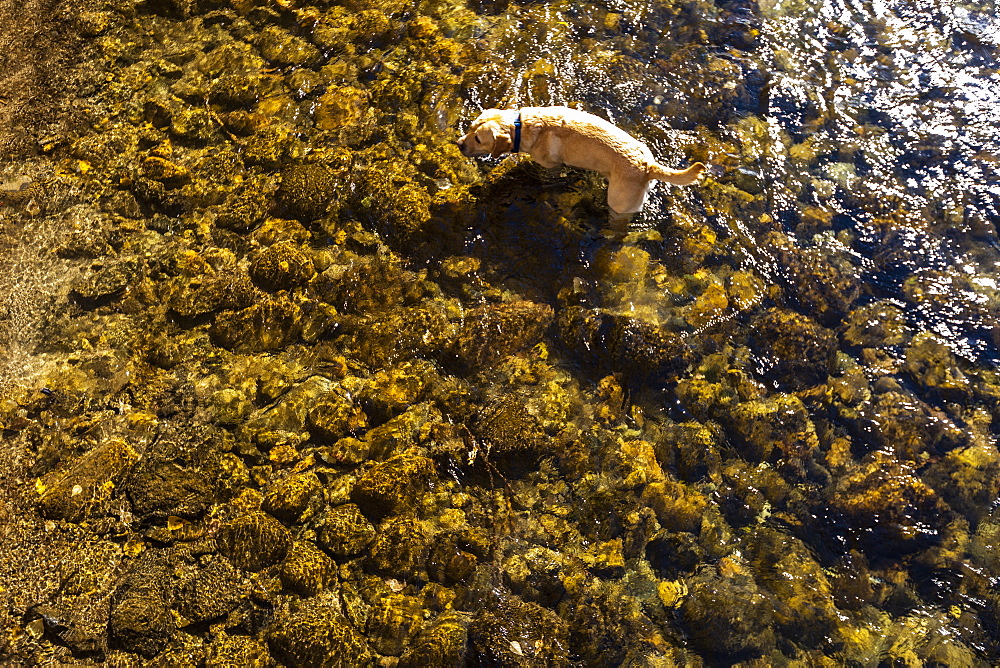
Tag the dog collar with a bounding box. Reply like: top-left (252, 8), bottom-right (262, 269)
top-left (512, 113), bottom-right (522, 153)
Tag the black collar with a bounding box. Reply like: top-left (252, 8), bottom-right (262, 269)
top-left (512, 112), bottom-right (522, 153)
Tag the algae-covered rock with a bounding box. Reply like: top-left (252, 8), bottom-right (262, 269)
top-left (108, 552), bottom-right (175, 658)
top-left (903, 332), bottom-right (971, 401)
top-left (307, 390), bottom-right (368, 443)
top-left (855, 390), bottom-right (965, 460)
top-left (210, 296), bottom-right (302, 352)
top-left (37, 438), bottom-right (139, 522)
top-left (826, 451), bottom-right (951, 556)
top-left (338, 305), bottom-right (460, 368)
top-left (266, 596), bottom-right (372, 666)
top-left (248, 241), bottom-right (316, 292)
top-left (205, 632), bottom-right (271, 668)
top-left (473, 396), bottom-right (547, 475)
top-left (842, 300), bottom-right (908, 348)
top-left (316, 255), bottom-right (420, 314)
top-left (751, 307), bottom-right (836, 390)
top-left (728, 394), bottom-right (819, 465)
top-left (256, 26), bottom-right (321, 67)
top-left (262, 471), bottom-right (322, 523)
top-left (678, 568), bottom-right (775, 662)
top-left (468, 592), bottom-right (570, 666)
top-left (124, 459), bottom-right (212, 520)
top-left (316, 503), bottom-right (377, 557)
top-left (216, 176), bottom-right (273, 232)
top-left (280, 540), bottom-right (336, 596)
top-left (277, 160), bottom-right (347, 221)
top-left (173, 557), bottom-right (250, 623)
top-left (366, 593), bottom-right (425, 656)
top-left (448, 300), bottom-right (554, 373)
top-left (71, 258), bottom-right (143, 306)
top-left (358, 359), bottom-right (438, 423)
top-left (367, 516), bottom-right (431, 580)
top-left (398, 612), bottom-right (468, 667)
top-left (426, 531), bottom-right (480, 586)
top-left (217, 510), bottom-right (293, 572)
top-left (352, 454), bottom-right (436, 520)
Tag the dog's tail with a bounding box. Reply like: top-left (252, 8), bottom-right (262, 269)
top-left (649, 161), bottom-right (706, 186)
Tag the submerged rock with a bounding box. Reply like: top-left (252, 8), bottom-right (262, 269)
top-left (315, 503), bottom-right (377, 557)
top-left (266, 596), bottom-right (372, 666)
top-left (217, 511), bottom-right (293, 572)
top-left (468, 592), bottom-right (570, 666)
top-left (37, 438), bottom-right (139, 523)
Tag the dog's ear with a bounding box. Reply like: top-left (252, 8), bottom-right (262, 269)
top-left (490, 134), bottom-right (512, 157)
top-left (489, 123), bottom-right (512, 157)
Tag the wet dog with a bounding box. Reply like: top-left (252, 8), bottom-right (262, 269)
top-left (457, 106), bottom-right (705, 217)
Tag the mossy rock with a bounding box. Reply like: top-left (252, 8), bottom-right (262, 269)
top-left (109, 589), bottom-right (174, 658)
top-left (751, 307), bottom-right (836, 390)
top-left (217, 177), bottom-right (273, 232)
top-left (278, 160), bottom-right (348, 221)
top-left (842, 300), bottom-right (908, 348)
top-left (468, 593), bottom-right (570, 666)
top-left (71, 258), bottom-right (143, 306)
top-left (262, 471), bottom-right (322, 523)
top-left (209, 74), bottom-right (264, 108)
top-left (266, 597), bottom-right (372, 666)
top-left (248, 241), bottom-right (316, 292)
top-left (37, 438), bottom-right (139, 523)
top-left (307, 391), bottom-right (368, 443)
top-left (173, 557), bottom-right (250, 624)
top-left (678, 569), bottom-right (775, 662)
top-left (280, 540), bottom-right (336, 596)
top-left (315, 503), bottom-right (377, 557)
top-left (256, 26), bottom-right (321, 67)
top-left (210, 296), bottom-right (303, 352)
top-left (448, 300), bottom-right (554, 373)
top-left (351, 454), bottom-right (436, 521)
top-left (217, 510), bottom-right (293, 572)
top-left (727, 394), bottom-right (820, 465)
top-left (366, 593), bottom-right (425, 656)
top-left (367, 516), bottom-right (430, 580)
top-left (473, 397), bottom-right (547, 476)
top-left (124, 459), bottom-right (212, 520)
top-left (398, 612), bottom-right (468, 667)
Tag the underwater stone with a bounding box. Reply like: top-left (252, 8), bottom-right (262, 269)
top-left (772, 236), bottom-right (860, 326)
top-left (173, 557), bottom-right (250, 624)
top-left (448, 300), bottom-right (554, 373)
top-left (210, 296), bottom-right (302, 352)
top-left (248, 241), bottom-right (316, 292)
top-left (71, 258), bottom-right (142, 305)
top-left (307, 391), bottom-right (368, 444)
top-left (468, 593), bottom-right (570, 666)
top-left (205, 633), bottom-right (271, 668)
top-left (262, 471), bottom-right (322, 523)
top-left (842, 300), bottom-right (908, 348)
top-left (256, 26), bottom-right (321, 67)
top-left (366, 593), bottom-right (425, 656)
top-left (351, 162), bottom-right (432, 242)
top-left (751, 307), bottom-right (836, 390)
top-left (903, 332), bottom-right (971, 401)
top-left (141, 155), bottom-right (190, 185)
top-left (109, 589), bottom-right (174, 658)
top-left (170, 107), bottom-right (216, 142)
top-left (728, 394), bottom-right (819, 465)
top-left (474, 396), bottom-right (547, 476)
top-left (252, 217), bottom-right (311, 247)
top-left (678, 568), bottom-right (775, 662)
top-left (124, 459), bottom-right (212, 520)
top-left (217, 510), bottom-right (293, 572)
top-left (828, 450), bottom-right (950, 556)
top-left (426, 531), bottom-right (479, 586)
top-left (217, 177), bottom-right (273, 232)
top-left (359, 359), bottom-right (439, 424)
top-left (277, 161), bottom-right (346, 221)
top-left (266, 596), bottom-right (372, 666)
top-left (317, 256), bottom-right (419, 314)
top-left (367, 516), bottom-right (431, 580)
top-left (313, 86), bottom-right (370, 131)
top-left (315, 503), bottom-right (377, 557)
top-left (37, 438), bottom-right (139, 523)
top-left (280, 540), bottom-right (336, 596)
top-left (398, 612), bottom-right (468, 667)
top-left (351, 454), bottom-right (436, 521)
top-left (209, 74), bottom-right (263, 108)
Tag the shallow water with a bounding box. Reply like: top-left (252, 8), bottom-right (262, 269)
top-left (1, 0), bottom-right (1000, 664)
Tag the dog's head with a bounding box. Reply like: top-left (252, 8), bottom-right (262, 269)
top-left (456, 109), bottom-right (514, 158)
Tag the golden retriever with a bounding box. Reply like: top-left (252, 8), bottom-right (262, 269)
top-left (457, 106), bottom-right (705, 216)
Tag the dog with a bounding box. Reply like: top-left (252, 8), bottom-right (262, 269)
top-left (457, 106), bottom-right (705, 217)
